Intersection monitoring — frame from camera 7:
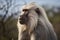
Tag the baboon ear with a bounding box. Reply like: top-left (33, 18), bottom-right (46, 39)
top-left (35, 8), bottom-right (41, 15)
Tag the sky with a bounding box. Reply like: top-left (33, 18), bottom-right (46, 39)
top-left (16, 0), bottom-right (60, 6)
top-left (0, 0), bottom-right (60, 19)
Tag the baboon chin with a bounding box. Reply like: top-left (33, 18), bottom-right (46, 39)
top-left (17, 3), bottom-right (57, 40)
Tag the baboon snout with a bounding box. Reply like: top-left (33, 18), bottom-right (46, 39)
top-left (19, 14), bottom-right (29, 24)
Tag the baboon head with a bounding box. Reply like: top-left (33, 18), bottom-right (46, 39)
top-left (19, 9), bottom-right (29, 24)
top-left (19, 3), bottom-right (48, 31)
top-left (19, 3), bottom-right (41, 25)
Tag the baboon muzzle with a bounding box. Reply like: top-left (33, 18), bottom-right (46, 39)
top-left (19, 13), bottom-right (29, 24)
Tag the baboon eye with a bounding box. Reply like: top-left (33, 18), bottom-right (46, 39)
top-left (23, 9), bottom-right (29, 12)
top-left (35, 8), bottom-right (40, 15)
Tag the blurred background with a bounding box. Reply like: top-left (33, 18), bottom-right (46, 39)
top-left (0, 0), bottom-right (60, 40)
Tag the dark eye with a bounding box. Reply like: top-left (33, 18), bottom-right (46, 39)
top-left (35, 8), bottom-right (41, 15)
top-left (23, 9), bottom-right (29, 11)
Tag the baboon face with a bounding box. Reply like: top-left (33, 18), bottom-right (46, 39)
top-left (19, 9), bottom-right (29, 24)
top-left (19, 5), bottom-right (41, 25)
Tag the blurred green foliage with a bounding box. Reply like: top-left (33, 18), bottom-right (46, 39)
top-left (0, 15), bottom-right (18, 40)
top-left (47, 12), bottom-right (60, 40)
top-left (48, 14), bottom-right (60, 24)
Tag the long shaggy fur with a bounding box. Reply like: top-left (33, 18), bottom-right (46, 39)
top-left (17, 3), bottom-right (57, 40)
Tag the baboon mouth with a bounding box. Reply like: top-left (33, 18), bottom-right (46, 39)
top-left (19, 20), bottom-right (26, 24)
